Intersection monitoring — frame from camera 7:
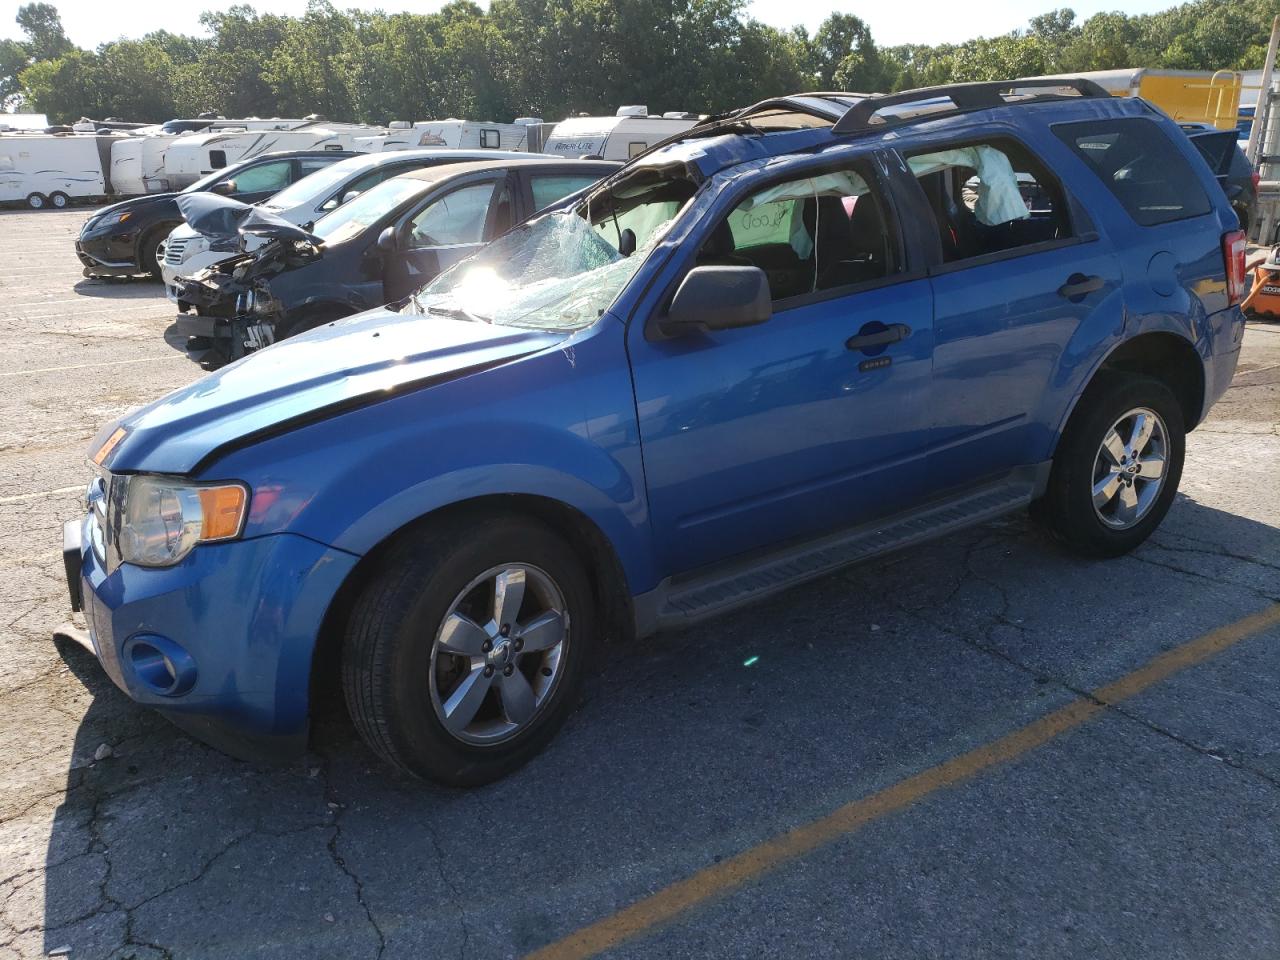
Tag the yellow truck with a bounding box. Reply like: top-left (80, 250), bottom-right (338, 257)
top-left (1034, 69), bottom-right (1243, 130)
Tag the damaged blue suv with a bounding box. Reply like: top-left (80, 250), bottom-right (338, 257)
top-left (61, 80), bottom-right (1247, 785)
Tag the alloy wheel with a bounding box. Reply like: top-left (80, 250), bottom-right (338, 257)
top-left (1091, 406), bottom-right (1168, 529)
top-left (429, 564), bottom-right (570, 745)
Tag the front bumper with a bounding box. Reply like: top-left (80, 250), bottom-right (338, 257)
top-left (75, 237), bottom-right (141, 276)
top-left (58, 516), bottom-right (359, 762)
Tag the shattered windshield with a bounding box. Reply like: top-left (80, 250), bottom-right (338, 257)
top-left (413, 170), bottom-right (697, 330)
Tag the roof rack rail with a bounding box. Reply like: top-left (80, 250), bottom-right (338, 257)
top-left (831, 77), bottom-right (1111, 135)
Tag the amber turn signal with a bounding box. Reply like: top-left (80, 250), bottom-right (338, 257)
top-left (197, 485), bottom-right (248, 540)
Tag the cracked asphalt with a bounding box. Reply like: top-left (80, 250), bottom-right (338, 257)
top-left (2, 205), bottom-right (1279, 960)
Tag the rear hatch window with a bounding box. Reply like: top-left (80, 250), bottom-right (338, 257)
top-left (1054, 118), bottom-right (1212, 227)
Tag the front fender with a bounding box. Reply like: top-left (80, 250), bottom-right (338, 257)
top-left (209, 325), bottom-right (658, 594)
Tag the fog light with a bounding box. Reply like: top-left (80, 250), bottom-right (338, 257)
top-left (124, 634), bottom-right (197, 697)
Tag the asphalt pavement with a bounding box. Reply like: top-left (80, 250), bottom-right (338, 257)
top-left (1, 206), bottom-right (1278, 960)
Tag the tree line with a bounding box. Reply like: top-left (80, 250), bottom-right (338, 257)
top-left (1, 0), bottom-right (1277, 125)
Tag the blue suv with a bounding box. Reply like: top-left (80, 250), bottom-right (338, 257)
top-left (61, 80), bottom-right (1247, 785)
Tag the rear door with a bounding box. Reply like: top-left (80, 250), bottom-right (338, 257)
top-left (893, 134), bottom-right (1125, 494)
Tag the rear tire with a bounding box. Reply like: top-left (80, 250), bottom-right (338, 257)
top-left (49, 191), bottom-right (69, 209)
top-left (1035, 374), bottom-right (1184, 557)
top-left (342, 514), bottom-right (595, 786)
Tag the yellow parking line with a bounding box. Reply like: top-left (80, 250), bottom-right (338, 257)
top-left (527, 602), bottom-right (1280, 960)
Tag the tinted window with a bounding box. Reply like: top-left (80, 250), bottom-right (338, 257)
top-left (529, 174), bottom-right (601, 212)
top-left (698, 165), bottom-right (897, 302)
top-left (299, 157), bottom-right (337, 177)
top-left (228, 160), bottom-right (293, 195)
top-left (906, 139), bottom-right (1071, 264)
top-left (1187, 130), bottom-right (1235, 176)
top-left (1054, 118), bottom-right (1213, 226)
top-left (209, 149), bottom-right (227, 169)
top-left (407, 180), bottom-right (499, 248)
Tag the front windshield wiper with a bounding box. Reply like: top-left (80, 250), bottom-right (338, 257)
top-left (423, 302), bottom-right (491, 324)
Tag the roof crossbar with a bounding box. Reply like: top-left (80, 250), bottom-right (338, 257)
top-left (831, 78), bottom-right (1112, 135)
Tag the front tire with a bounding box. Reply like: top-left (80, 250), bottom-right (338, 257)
top-left (140, 227), bottom-right (170, 280)
top-left (342, 514), bottom-right (595, 786)
top-left (26, 192), bottom-right (46, 210)
top-left (1035, 375), bottom-right (1185, 557)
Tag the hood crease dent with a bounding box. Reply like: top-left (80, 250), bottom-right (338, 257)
top-left (104, 310), bottom-right (565, 475)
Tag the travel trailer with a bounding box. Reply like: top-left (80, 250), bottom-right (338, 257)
top-left (1033, 69), bottom-right (1244, 130)
top-left (542, 106), bottom-right (701, 160)
top-left (0, 113), bottom-right (49, 132)
top-left (110, 134), bottom-right (174, 195)
top-left (375, 119), bottom-right (542, 153)
top-left (0, 133), bottom-right (116, 208)
top-left (161, 124), bottom-right (380, 188)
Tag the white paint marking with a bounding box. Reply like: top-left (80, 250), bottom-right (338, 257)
top-left (0, 485), bottom-right (83, 505)
top-left (0, 355), bottom-right (181, 377)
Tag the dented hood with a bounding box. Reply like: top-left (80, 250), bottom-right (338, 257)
top-left (97, 305), bottom-right (565, 475)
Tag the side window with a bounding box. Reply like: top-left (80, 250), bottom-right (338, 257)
top-left (1187, 131), bottom-right (1235, 176)
top-left (209, 149), bottom-right (227, 169)
top-left (628, 141), bottom-right (647, 158)
top-left (407, 180), bottom-right (499, 248)
top-left (226, 160), bottom-right (293, 195)
top-left (481, 129), bottom-right (501, 148)
top-left (696, 165), bottom-right (897, 302)
top-left (323, 169), bottom-right (385, 211)
top-left (906, 140), bottom-right (1071, 265)
top-left (1053, 118), bottom-right (1213, 226)
top-left (529, 174), bottom-right (602, 212)
top-left (299, 157), bottom-right (336, 178)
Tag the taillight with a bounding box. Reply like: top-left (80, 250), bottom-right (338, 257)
top-left (1223, 229), bottom-right (1247, 305)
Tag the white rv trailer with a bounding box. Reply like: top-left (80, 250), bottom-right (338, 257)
top-left (0, 113), bottom-right (49, 132)
top-left (109, 133), bottom-right (175, 195)
top-left (542, 107), bottom-right (701, 161)
top-left (376, 118), bottom-right (542, 153)
top-left (0, 133), bottom-right (116, 208)
top-left (161, 125), bottom-right (379, 188)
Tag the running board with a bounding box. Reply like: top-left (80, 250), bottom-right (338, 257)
top-left (640, 467), bottom-right (1047, 634)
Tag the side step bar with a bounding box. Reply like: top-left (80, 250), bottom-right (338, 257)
top-left (642, 467), bottom-right (1047, 634)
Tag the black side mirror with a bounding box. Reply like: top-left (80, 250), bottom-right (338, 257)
top-left (376, 225), bottom-right (398, 252)
top-left (657, 266), bottom-right (771, 338)
top-left (210, 180), bottom-right (236, 196)
top-left (618, 228), bottom-right (637, 257)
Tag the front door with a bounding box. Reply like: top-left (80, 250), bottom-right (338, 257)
top-left (627, 159), bottom-right (935, 575)
top-left (384, 177), bottom-right (507, 302)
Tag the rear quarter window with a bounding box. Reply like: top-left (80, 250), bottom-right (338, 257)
top-left (1053, 118), bottom-right (1213, 227)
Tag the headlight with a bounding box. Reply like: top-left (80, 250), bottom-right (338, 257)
top-left (116, 475), bottom-right (249, 567)
top-left (183, 237), bottom-right (210, 260)
top-left (95, 210), bottom-right (132, 229)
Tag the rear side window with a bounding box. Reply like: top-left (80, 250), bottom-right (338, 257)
top-left (529, 174), bottom-right (601, 211)
top-left (905, 139), bottom-right (1071, 265)
top-left (1054, 118), bottom-right (1212, 226)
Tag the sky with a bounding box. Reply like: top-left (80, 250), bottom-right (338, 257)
top-left (1, 0), bottom-right (1175, 50)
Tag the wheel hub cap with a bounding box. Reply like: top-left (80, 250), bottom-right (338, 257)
top-left (1090, 406), bottom-right (1169, 530)
top-left (429, 563), bottom-right (570, 745)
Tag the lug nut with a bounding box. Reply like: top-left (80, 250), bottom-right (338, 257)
top-left (503, 664), bottom-right (514, 677)
top-left (482, 640), bottom-right (492, 652)
top-left (514, 638), bottom-right (524, 652)
top-left (483, 665), bottom-right (494, 677)
top-left (541, 666), bottom-right (553, 677)
top-left (499, 623), bottom-right (510, 637)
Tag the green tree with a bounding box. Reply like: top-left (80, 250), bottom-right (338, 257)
top-left (15, 2), bottom-right (71, 61)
